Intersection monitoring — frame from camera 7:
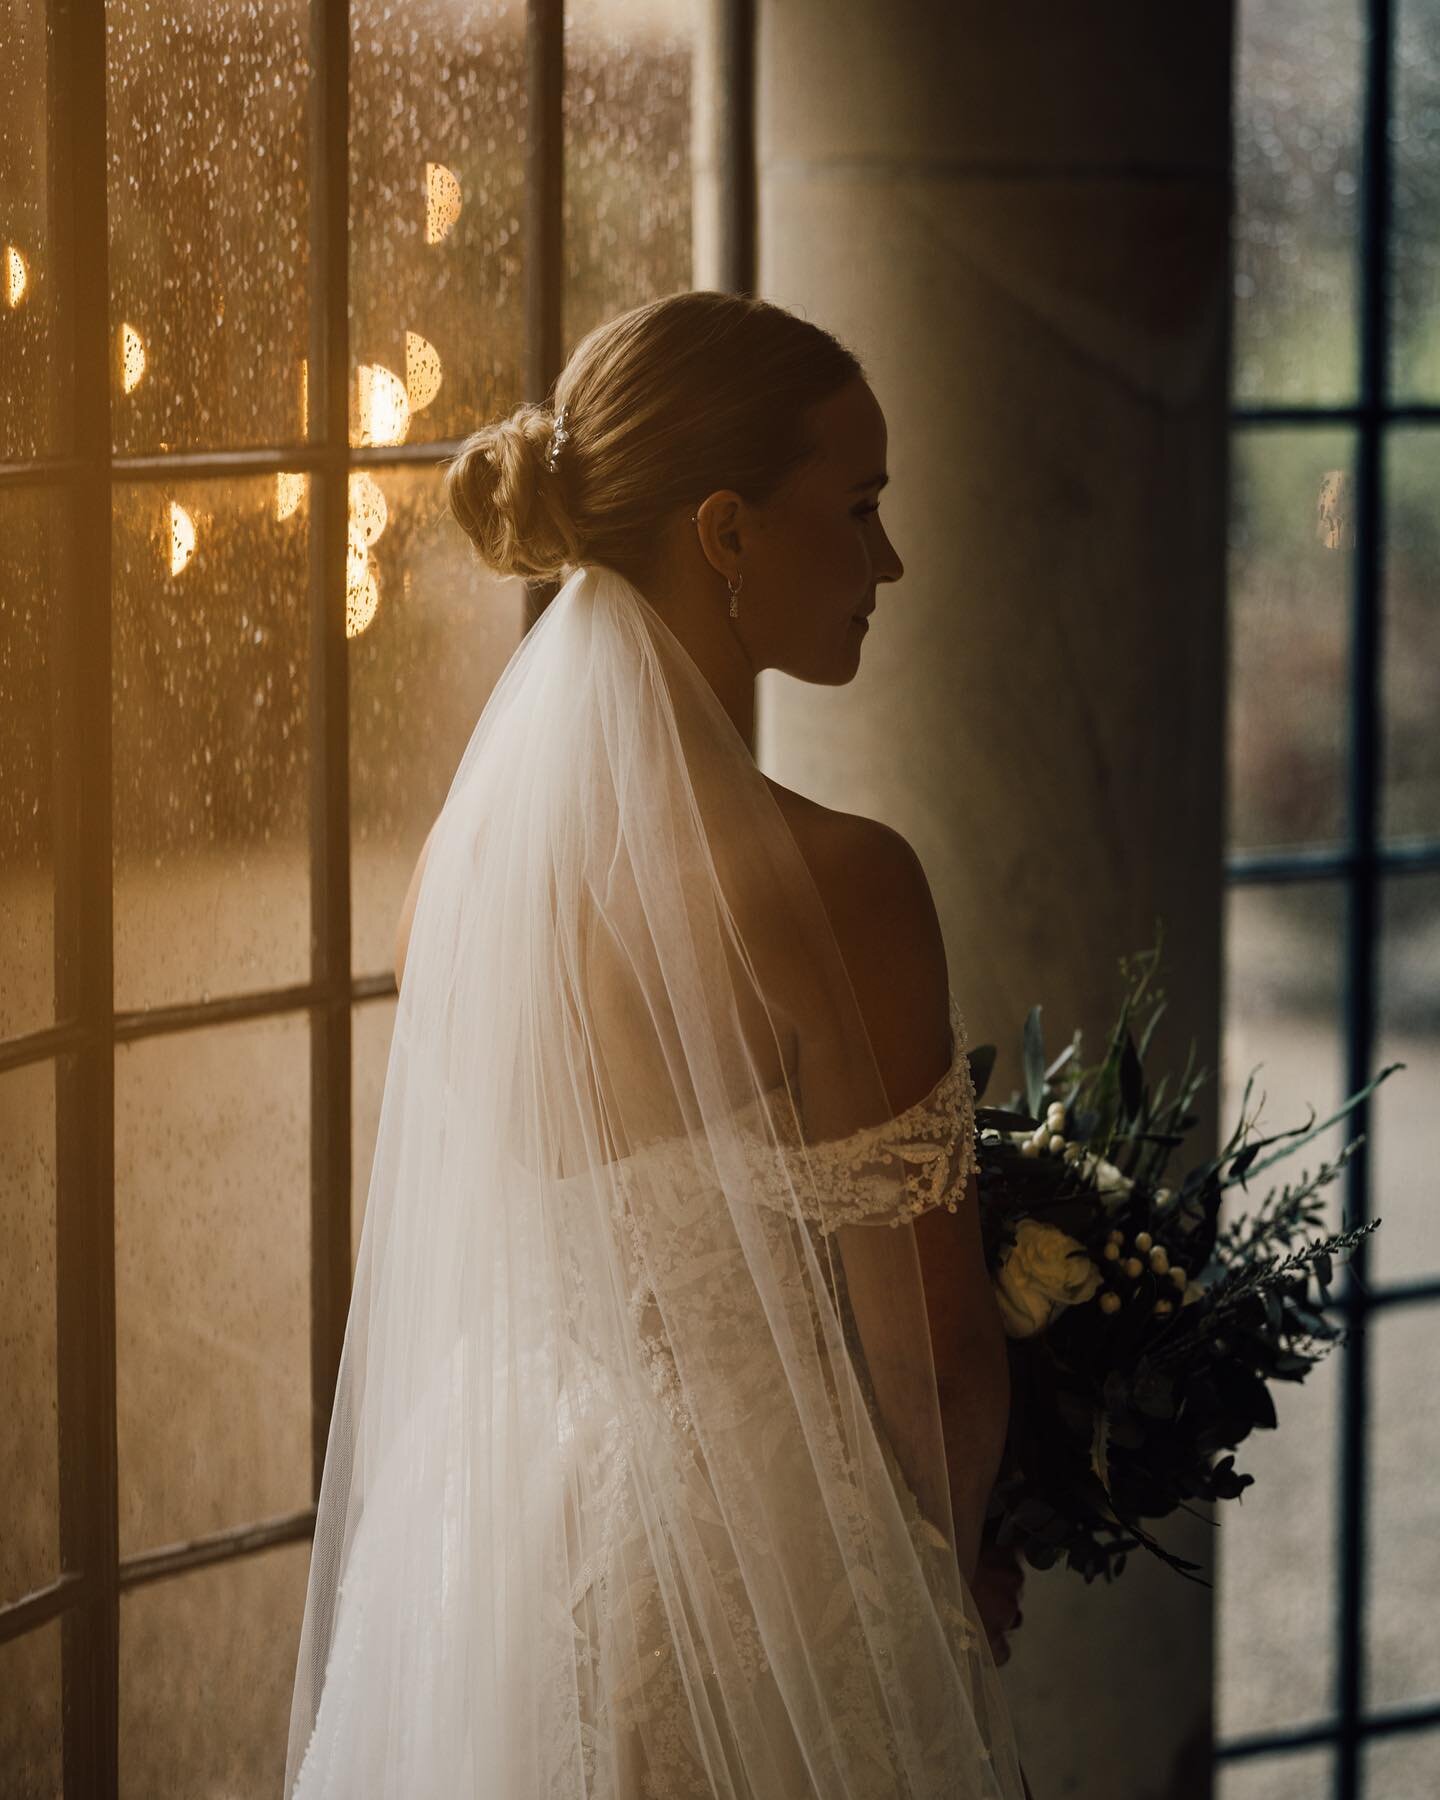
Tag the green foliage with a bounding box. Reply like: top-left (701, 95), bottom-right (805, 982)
top-left (972, 933), bottom-right (1403, 1587)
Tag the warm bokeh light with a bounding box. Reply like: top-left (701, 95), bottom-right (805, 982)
top-left (347, 470), bottom-right (388, 546)
top-left (168, 500), bottom-right (196, 575)
top-left (299, 358), bottom-right (308, 436)
top-left (346, 536), bottom-right (380, 638)
top-left (121, 322), bottom-right (147, 393)
top-left (274, 472), bottom-right (307, 522)
top-left (355, 362), bottom-right (410, 447)
top-left (4, 244), bottom-right (27, 308)
top-left (405, 330), bottom-right (443, 411)
top-left (1317, 470), bottom-right (1354, 551)
top-left (424, 161), bottom-right (462, 244)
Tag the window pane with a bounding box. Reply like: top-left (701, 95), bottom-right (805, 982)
top-left (114, 1015), bottom-right (310, 1557)
top-left (1231, 0), bottom-right (1363, 406)
top-left (348, 466), bottom-right (522, 978)
top-left (105, 0), bottom-right (312, 454)
top-left (0, 1618), bottom-right (64, 1794)
top-left (349, 0), bottom-right (526, 447)
top-left (0, 0), bottom-right (68, 460)
top-left (1389, 0), bottom-right (1440, 404)
top-left (352, 994), bottom-right (396, 1275)
top-left (0, 1058), bottom-right (58, 1610)
top-left (1365, 1304), bottom-right (1440, 1709)
top-left (0, 487), bottom-right (65, 1038)
top-left (563, 0), bottom-right (698, 351)
top-left (1216, 1748), bottom-right (1334, 1800)
top-left (119, 1539), bottom-right (310, 1798)
top-left (1363, 1725), bottom-right (1440, 1799)
top-left (112, 474), bottom-right (310, 1011)
top-left (1381, 428), bottom-right (1440, 845)
top-left (1227, 427), bottom-right (1354, 855)
top-left (1372, 873), bottom-right (1440, 1284)
top-left (1222, 882), bottom-right (1350, 1223)
top-left (1217, 881), bottom-right (1347, 1739)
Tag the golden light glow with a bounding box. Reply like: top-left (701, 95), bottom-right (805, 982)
top-left (121, 323), bottom-right (147, 394)
top-left (425, 162), bottom-right (462, 245)
top-left (299, 358), bottom-right (308, 436)
top-left (1317, 470), bottom-right (1353, 552)
top-left (346, 536), bottom-right (380, 638)
top-left (169, 501), bottom-right (197, 576)
top-left (348, 470), bottom-right (388, 546)
top-left (355, 362), bottom-right (410, 447)
top-left (405, 330), bottom-right (443, 412)
top-left (4, 245), bottom-right (27, 308)
top-left (275, 472), bottom-right (308, 522)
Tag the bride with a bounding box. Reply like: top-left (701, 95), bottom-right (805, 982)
top-left (284, 290), bottom-right (1032, 1798)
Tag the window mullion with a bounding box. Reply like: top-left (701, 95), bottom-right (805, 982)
top-left (48, 0), bottom-right (120, 1791)
top-left (305, 0), bottom-right (354, 1506)
top-left (1334, 3), bottom-right (1398, 1796)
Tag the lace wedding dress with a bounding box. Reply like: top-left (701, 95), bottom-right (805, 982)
top-left (284, 563), bottom-right (1027, 1799)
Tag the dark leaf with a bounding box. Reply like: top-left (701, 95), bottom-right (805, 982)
top-left (966, 1043), bottom-right (998, 1101)
top-left (1120, 1030), bottom-right (1144, 1122)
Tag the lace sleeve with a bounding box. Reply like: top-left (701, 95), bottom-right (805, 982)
top-left (784, 993), bottom-right (978, 1236)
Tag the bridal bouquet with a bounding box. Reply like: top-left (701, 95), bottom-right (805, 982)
top-left (969, 937), bottom-right (1400, 1585)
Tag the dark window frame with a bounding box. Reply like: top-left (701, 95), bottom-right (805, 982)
top-left (1217, 1), bottom-right (1440, 1794)
top-left (0, 0), bottom-right (755, 1790)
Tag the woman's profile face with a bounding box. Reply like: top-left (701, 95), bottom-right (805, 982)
top-left (736, 376), bottom-right (905, 684)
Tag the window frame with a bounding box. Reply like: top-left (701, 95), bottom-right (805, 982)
top-left (1217, 1), bottom-right (1440, 1794)
top-left (0, 0), bottom-right (756, 1790)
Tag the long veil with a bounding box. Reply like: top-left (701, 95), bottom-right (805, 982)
top-left (283, 562), bottom-right (1025, 1799)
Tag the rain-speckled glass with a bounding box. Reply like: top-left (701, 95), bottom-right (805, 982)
top-left (1381, 429), bottom-right (1440, 843)
top-left (1216, 880), bottom-right (1346, 1740)
top-left (1216, 1748), bottom-right (1335, 1800)
top-left (1227, 427), bottom-right (1354, 854)
top-left (1390, 0), bottom-right (1440, 403)
top-left (349, 0), bottom-right (526, 447)
top-left (1365, 1302), bottom-right (1440, 1709)
top-left (352, 994), bottom-right (397, 1274)
top-left (112, 474), bottom-right (310, 1011)
top-left (119, 1538), bottom-right (310, 1798)
top-left (0, 0), bottom-right (67, 459)
top-left (0, 487), bottom-right (66, 1038)
top-left (114, 1013), bottom-right (310, 1558)
top-left (1372, 874), bottom-right (1440, 1285)
top-left (348, 466), bottom-right (524, 977)
top-left (0, 1057), bottom-right (58, 1610)
top-left (105, 0), bottom-right (312, 454)
top-left (0, 1619), bottom-right (63, 1793)
top-left (563, 0), bottom-right (697, 353)
top-left (1231, 0), bottom-right (1364, 406)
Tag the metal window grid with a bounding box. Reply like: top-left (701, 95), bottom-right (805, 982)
top-left (1215, 1), bottom-right (1440, 1795)
top-left (0, 0), bottom-right (756, 1790)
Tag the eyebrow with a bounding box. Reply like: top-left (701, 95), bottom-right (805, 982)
top-left (849, 472), bottom-right (890, 493)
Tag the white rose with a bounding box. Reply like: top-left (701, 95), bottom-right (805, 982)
top-left (994, 1218), bottom-right (1104, 1339)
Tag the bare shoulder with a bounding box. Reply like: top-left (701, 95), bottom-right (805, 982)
top-left (762, 777), bottom-right (953, 1111)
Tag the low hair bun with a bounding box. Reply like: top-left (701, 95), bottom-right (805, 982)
top-left (444, 401), bottom-right (582, 582)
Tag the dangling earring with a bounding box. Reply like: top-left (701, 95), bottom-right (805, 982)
top-left (691, 512), bottom-right (744, 620)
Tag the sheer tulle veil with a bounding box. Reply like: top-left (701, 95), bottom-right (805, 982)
top-left (283, 560), bottom-right (1025, 1798)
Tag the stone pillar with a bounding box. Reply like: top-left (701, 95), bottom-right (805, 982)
top-left (756, 6), bottom-right (1232, 1797)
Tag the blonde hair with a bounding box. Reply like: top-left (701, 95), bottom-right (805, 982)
top-left (443, 290), bottom-right (864, 585)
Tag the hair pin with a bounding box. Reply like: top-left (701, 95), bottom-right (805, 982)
top-left (545, 403), bottom-right (569, 473)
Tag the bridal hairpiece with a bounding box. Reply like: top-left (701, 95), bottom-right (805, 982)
top-left (545, 403), bottom-right (569, 474)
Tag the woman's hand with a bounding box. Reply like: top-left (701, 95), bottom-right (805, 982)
top-left (970, 1531), bottom-right (1025, 1666)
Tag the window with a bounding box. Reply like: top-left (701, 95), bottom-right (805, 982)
top-left (0, 0), bottom-right (750, 1789)
top-left (1217, 2), bottom-right (1440, 1796)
